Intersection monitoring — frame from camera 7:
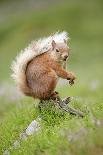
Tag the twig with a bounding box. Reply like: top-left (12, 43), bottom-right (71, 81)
top-left (54, 96), bottom-right (84, 117)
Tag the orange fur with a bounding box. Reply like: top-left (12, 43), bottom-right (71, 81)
top-left (25, 41), bottom-right (76, 100)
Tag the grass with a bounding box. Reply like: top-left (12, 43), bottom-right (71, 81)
top-left (0, 0), bottom-right (103, 154)
top-left (0, 95), bottom-right (103, 155)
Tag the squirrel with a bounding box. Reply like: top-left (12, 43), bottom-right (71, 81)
top-left (11, 32), bottom-right (76, 100)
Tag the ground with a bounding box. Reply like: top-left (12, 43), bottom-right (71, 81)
top-left (0, 0), bottom-right (103, 154)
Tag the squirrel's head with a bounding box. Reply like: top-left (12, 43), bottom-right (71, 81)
top-left (50, 40), bottom-right (70, 62)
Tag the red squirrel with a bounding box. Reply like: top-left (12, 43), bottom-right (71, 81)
top-left (11, 32), bottom-right (76, 100)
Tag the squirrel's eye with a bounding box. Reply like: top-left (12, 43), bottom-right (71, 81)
top-left (56, 49), bottom-right (59, 52)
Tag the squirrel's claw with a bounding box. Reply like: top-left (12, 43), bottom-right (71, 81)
top-left (69, 80), bottom-right (74, 86)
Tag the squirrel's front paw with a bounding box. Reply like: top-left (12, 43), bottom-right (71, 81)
top-left (67, 72), bottom-right (76, 81)
top-left (67, 72), bottom-right (76, 86)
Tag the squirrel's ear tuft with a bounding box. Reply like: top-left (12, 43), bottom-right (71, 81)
top-left (52, 40), bottom-right (56, 49)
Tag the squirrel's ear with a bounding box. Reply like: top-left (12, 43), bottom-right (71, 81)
top-left (52, 40), bottom-right (56, 49)
top-left (64, 39), bottom-right (67, 44)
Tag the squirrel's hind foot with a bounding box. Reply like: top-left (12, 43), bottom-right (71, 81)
top-left (50, 91), bottom-right (59, 100)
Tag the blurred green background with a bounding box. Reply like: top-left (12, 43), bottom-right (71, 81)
top-left (0, 0), bottom-right (103, 102)
top-left (0, 0), bottom-right (103, 154)
top-left (0, 0), bottom-right (103, 82)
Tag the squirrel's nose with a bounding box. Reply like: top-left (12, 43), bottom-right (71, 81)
top-left (63, 55), bottom-right (68, 60)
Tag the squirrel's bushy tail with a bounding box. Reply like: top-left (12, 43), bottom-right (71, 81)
top-left (11, 47), bottom-right (35, 95)
top-left (11, 31), bottom-right (69, 95)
